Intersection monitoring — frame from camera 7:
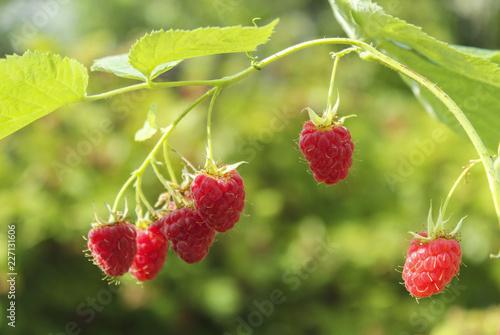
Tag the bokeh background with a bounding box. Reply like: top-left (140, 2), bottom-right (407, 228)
top-left (1, 0), bottom-right (499, 334)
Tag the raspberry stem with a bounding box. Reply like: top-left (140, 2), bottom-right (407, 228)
top-left (206, 87), bottom-right (222, 172)
top-left (150, 160), bottom-right (171, 190)
top-left (326, 47), bottom-right (357, 117)
top-left (441, 159), bottom-right (480, 218)
top-left (135, 175), bottom-right (155, 216)
top-left (163, 142), bottom-right (178, 185)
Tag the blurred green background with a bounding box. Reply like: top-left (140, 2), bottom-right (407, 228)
top-left (0, 0), bottom-right (499, 334)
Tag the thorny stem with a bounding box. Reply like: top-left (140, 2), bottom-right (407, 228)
top-left (94, 38), bottom-right (498, 237)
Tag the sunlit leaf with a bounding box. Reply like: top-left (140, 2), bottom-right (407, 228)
top-left (91, 53), bottom-right (182, 81)
top-left (129, 19), bottom-right (279, 80)
top-left (0, 51), bottom-right (88, 139)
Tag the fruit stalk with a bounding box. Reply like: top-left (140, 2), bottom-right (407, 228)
top-left (206, 87), bottom-right (222, 166)
top-left (326, 47), bottom-right (357, 113)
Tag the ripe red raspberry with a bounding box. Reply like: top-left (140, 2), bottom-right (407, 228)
top-left (402, 233), bottom-right (462, 298)
top-left (191, 170), bottom-right (245, 232)
top-left (129, 222), bottom-right (168, 282)
top-left (87, 222), bottom-right (137, 277)
top-left (160, 207), bottom-right (216, 264)
top-left (299, 121), bottom-right (354, 185)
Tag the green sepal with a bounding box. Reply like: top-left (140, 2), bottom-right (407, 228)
top-left (304, 107), bottom-right (325, 127)
top-left (304, 92), bottom-right (341, 127)
top-left (203, 157), bottom-right (247, 177)
top-left (409, 202), bottom-right (464, 243)
top-left (92, 200), bottom-right (129, 228)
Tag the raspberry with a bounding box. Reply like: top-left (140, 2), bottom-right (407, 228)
top-left (402, 233), bottom-right (462, 298)
top-left (160, 207), bottom-right (216, 264)
top-left (129, 222), bottom-right (168, 282)
top-left (87, 222), bottom-right (137, 277)
top-left (191, 170), bottom-right (245, 232)
top-left (299, 120), bottom-right (354, 185)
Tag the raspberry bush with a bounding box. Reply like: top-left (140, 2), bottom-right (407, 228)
top-left (1, 0), bottom-right (500, 333)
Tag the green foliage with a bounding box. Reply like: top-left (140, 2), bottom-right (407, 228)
top-left (330, 0), bottom-right (500, 150)
top-left (0, 51), bottom-right (88, 140)
top-left (128, 19), bottom-right (279, 81)
top-left (0, 20), bottom-right (279, 140)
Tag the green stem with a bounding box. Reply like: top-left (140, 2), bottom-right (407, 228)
top-left (442, 160), bottom-right (480, 217)
top-left (326, 47), bottom-right (357, 113)
top-left (206, 87), bottom-right (221, 165)
top-left (84, 83), bottom-right (149, 101)
top-left (163, 142), bottom-right (178, 185)
top-left (150, 160), bottom-right (171, 189)
top-left (135, 175), bottom-right (155, 215)
top-left (112, 173), bottom-right (136, 212)
top-left (326, 56), bottom-right (339, 114)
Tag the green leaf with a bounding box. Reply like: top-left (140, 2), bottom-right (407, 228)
top-left (129, 19), bottom-right (279, 81)
top-left (91, 54), bottom-right (147, 81)
top-left (91, 53), bottom-right (182, 81)
top-left (150, 59), bottom-right (183, 80)
top-left (330, 0), bottom-right (500, 150)
top-left (0, 50), bottom-right (88, 140)
top-left (450, 45), bottom-right (500, 65)
top-left (135, 103), bottom-right (159, 141)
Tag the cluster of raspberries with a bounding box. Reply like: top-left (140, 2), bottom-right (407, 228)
top-left (86, 170), bottom-right (245, 282)
top-left (87, 116), bottom-right (463, 299)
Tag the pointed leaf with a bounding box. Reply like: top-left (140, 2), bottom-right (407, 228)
top-left (129, 19), bottom-right (279, 80)
top-left (0, 50), bottom-right (88, 139)
top-left (451, 45), bottom-right (500, 65)
top-left (135, 103), bottom-right (158, 141)
top-left (91, 54), bottom-right (147, 81)
top-left (150, 59), bottom-right (183, 80)
top-left (91, 54), bottom-right (182, 81)
top-left (330, 0), bottom-right (500, 150)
